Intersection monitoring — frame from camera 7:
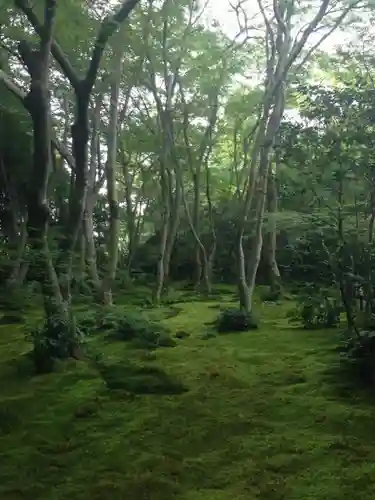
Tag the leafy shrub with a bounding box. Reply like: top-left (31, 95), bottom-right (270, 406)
top-left (356, 312), bottom-right (375, 331)
top-left (27, 313), bottom-right (83, 373)
top-left (288, 290), bottom-right (340, 329)
top-left (214, 308), bottom-right (259, 333)
top-left (0, 286), bottom-right (32, 312)
top-left (106, 311), bottom-right (174, 349)
top-left (340, 331), bottom-right (375, 385)
top-left (75, 311), bottom-right (98, 335)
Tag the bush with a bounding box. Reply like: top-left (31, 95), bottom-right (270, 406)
top-left (0, 286), bottom-right (32, 312)
top-left (214, 308), bottom-right (259, 333)
top-left (356, 312), bottom-right (375, 331)
top-left (75, 311), bottom-right (98, 335)
top-left (106, 311), bottom-right (174, 349)
top-left (288, 290), bottom-right (340, 330)
top-left (340, 331), bottom-right (375, 386)
top-left (27, 313), bottom-right (83, 373)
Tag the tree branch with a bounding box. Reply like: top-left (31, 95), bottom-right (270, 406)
top-left (14, 0), bottom-right (80, 88)
top-left (0, 70), bottom-right (75, 169)
top-left (84, 0), bottom-right (141, 93)
top-left (0, 69), bottom-right (25, 101)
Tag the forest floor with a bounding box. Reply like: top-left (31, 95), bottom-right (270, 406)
top-left (1, 286), bottom-right (375, 499)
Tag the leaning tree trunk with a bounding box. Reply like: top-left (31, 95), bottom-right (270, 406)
top-left (163, 170), bottom-right (181, 288)
top-left (263, 160), bottom-right (283, 297)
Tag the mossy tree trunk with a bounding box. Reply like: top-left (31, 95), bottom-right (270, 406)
top-left (17, 2), bottom-right (76, 364)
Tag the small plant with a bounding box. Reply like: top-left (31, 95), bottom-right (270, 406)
top-left (75, 311), bottom-right (98, 335)
top-left (105, 311), bottom-right (174, 349)
top-left (288, 289), bottom-right (340, 329)
top-left (27, 312), bottom-right (83, 373)
top-left (214, 308), bottom-right (259, 333)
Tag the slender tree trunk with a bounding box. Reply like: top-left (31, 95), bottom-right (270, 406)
top-left (193, 171), bottom-right (202, 287)
top-left (154, 167), bottom-right (170, 304)
top-left (263, 160), bottom-right (282, 296)
top-left (246, 156), bottom-right (268, 307)
top-left (84, 196), bottom-right (101, 292)
top-left (76, 232), bottom-right (86, 289)
top-left (100, 55), bottom-right (122, 305)
top-left (56, 87), bottom-right (90, 304)
top-left (163, 171), bottom-right (181, 286)
top-left (6, 212), bottom-right (28, 287)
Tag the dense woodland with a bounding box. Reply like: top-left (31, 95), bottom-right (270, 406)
top-left (2, 0), bottom-right (375, 498)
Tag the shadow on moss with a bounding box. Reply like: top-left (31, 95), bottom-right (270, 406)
top-left (96, 361), bottom-right (188, 395)
top-left (0, 313), bottom-right (24, 325)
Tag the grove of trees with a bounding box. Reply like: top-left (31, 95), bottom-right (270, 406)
top-left (1, 0), bottom-right (375, 371)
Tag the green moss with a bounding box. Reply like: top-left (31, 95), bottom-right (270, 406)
top-left (1, 294), bottom-right (375, 499)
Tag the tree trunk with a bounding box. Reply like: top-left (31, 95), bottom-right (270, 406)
top-left (6, 212), bottom-right (28, 287)
top-left (18, 4), bottom-right (78, 367)
top-left (154, 165), bottom-right (170, 304)
top-left (193, 171), bottom-right (202, 287)
top-left (246, 160), bottom-right (268, 308)
top-left (263, 161), bottom-right (282, 296)
top-left (84, 196), bottom-right (101, 292)
top-left (100, 55), bottom-right (122, 305)
top-left (163, 170), bottom-right (181, 287)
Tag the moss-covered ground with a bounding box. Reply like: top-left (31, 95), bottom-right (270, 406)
top-left (1, 288), bottom-right (375, 499)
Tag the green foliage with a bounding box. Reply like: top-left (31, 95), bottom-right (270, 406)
top-left (288, 289), bottom-right (340, 330)
top-left (95, 308), bottom-right (174, 349)
top-left (115, 314), bottom-right (174, 349)
top-left (0, 286), bottom-right (32, 312)
top-left (340, 332), bottom-right (375, 386)
top-left (214, 308), bottom-right (259, 333)
top-left (27, 313), bottom-right (81, 373)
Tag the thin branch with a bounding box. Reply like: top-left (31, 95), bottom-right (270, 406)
top-left (14, 0), bottom-right (80, 88)
top-left (85, 0), bottom-right (141, 93)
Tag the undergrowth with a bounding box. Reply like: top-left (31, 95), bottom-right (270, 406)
top-left (1, 290), bottom-right (375, 499)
